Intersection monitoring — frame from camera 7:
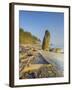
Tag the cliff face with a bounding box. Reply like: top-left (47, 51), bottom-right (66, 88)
top-left (19, 28), bottom-right (41, 44)
top-left (42, 30), bottom-right (50, 51)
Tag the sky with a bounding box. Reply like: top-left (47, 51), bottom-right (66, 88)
top-left (19, 10), bottom-right (64, 48)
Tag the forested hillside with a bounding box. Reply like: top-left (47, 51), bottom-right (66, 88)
top-left (19, 28), bottom-right (41, 44)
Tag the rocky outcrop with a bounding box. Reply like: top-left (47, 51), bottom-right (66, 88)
top-left (42, 30), bottom-right (50, 51)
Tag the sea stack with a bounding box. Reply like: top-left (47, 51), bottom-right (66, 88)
top-left (42, 30), bottom-right (50, 51)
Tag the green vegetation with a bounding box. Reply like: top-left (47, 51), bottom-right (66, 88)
top-left (19, 28), bottom-right (41, 44)
top-left (42, 30), bottom-right (50, 51)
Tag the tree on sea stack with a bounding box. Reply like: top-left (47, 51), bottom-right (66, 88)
top-left (42, 30), bottom-right (50, 51)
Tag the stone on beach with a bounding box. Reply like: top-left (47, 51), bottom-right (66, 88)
top-left (42, 30), bottom-right (50, 51)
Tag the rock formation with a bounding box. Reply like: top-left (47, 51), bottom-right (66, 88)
top-left (42, 30), bottom-right (50, 51)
